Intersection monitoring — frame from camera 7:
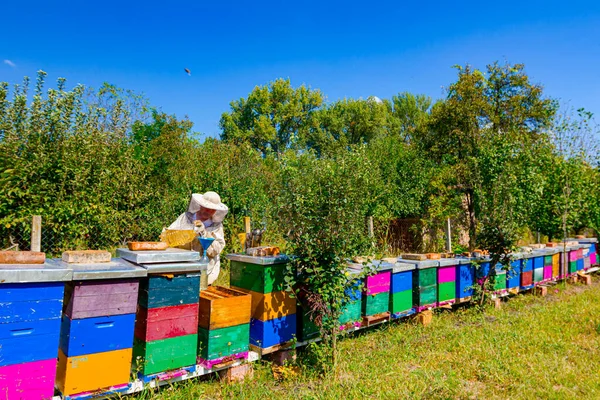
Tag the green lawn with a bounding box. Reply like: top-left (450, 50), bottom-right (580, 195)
top-left (134, 278), bottom-right (600, 399)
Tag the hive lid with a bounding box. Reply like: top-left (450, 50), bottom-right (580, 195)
top-left (130, 261), bottom-right (207, 274)
top-left (0, 262), bottom-right (73, 283)
top-left (567, 237), bottom-right (598, 244)
top-left (48, 258), bottom-right (146, 280)
top-left (347, 260), bottom-right (393, 272)
top-left (225, 253), bottom-right (290, 265)
top-left (397, 258), bottom-right (437, 269)
top-left (117, 248), bottom-right (200, 264)
top-left (438, 258), bottom-right (459, 267)
top-left (393, 261), bottom-right (416, 273)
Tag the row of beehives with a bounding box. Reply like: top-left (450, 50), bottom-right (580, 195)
top-left (295, 238), bottom-right (598, 341)
top-left (0, 239), bottom-right (597, 399)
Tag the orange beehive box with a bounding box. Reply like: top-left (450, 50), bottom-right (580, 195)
top-left (198, 286), bottom-right (252, 330)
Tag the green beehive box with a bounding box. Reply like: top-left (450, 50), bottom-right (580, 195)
top-left (227, 255), bottom-right (289, 294)
top-left (569, 261), bottom-right (577, 274)
top-left (297, 307), bottom-right (320, 341)
top-left (533, 268), bottom-right (543, 282)
top-left (133, 334), bottom-right (197, 376)
top-left (390, 289), bottom-right (413, 314)
top-left (544, 255), bottom-right (552, 265)
top-left (438, 281), bottom-right (455, 302)
top-left (363, 292), bottom-right (389, 316)
top-left (338, 300), bottom-right (361, 325)
top-left (415, 286), bottom-right (437, 306)
top-left (198, 324), bottom-right (249, 360)
top-left (494, 270), bottom-right (507, 291)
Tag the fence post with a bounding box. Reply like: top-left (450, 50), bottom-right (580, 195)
top-left (367, 216), bottom-right (374, 238)
top-left (31, 215), bottom-right (41, 252)
top-left (445, 218), bottom-right (452, 253)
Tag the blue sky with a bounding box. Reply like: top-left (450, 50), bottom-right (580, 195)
top-left (1, 1), bottom-right (599, 139)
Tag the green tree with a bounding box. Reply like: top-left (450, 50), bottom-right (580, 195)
top-left (219, 78), bottom-right (324, 155)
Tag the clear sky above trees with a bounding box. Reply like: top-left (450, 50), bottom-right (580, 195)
top-left (1, 1), bottom-right (599, 138)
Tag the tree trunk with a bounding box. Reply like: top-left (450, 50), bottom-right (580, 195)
top-left (466, 189), bottom-right (477, 250)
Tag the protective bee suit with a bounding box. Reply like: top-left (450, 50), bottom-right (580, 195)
top-left (167, 192), bottom-right (228, 285)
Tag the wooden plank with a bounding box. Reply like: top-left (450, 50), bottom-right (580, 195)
top-left (135, 303), bottom-right (199, 342)
top-left (65, 280), bottom-right (139, 319)
top-left (249, 341), bottom-right (294, 356)
top-left (362, 311), bottom-right (390, 327)
top-left (401, 253), bottom-right (427, 261)
top-left (56, 348), bottom-right (132, 396)
top-left (31, 215), bottom-right (41, 253)
top-left (197, 324), bottom-right (250, 360)
top-left (0, 358), bottom-right (56, 400)
top-left (133, 334), bottom-right (197, 376)
top-left (62, 250), bottom-right (111, 264)
top-left (198, 286), bottom-right (251, 330)
top-left (59, 313), bottom-right (136, 357)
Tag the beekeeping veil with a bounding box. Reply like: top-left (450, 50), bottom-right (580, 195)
top-left (187, 192), bottom-right (228, 223)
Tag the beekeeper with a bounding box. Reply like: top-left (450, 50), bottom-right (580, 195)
top-left (168, 192), bottom-right (228, 285)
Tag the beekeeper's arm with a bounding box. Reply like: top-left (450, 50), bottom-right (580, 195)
top-left (206, 224), bottom-right (226, 258)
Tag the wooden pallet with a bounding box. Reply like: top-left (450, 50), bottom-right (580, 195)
top-left (361, 312), bottom-right (391, 327)
top-left (249, 341), bottom-right (294, 356)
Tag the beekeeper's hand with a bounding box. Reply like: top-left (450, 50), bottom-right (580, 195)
top-left (193, 220), bottom-right (206, 236)
top-left (207, 245), bottom-right (218, 258)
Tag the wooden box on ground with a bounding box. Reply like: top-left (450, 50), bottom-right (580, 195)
top-left (198, 286), bottom-right (251, 330)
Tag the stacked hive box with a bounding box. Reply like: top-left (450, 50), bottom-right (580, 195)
top-left (541, 248), bottom-right (558, 282)
top-left (576, 245), bottom-right (585, 271)
top-left (338, 268), bottom-right (363, 327)
top-left (521, 253), bottom-right (535, 290)
top-left (567, 245), bottom-right (580, 275)
top-left (197, 286), bottom-right (251, 368)
top-left (550, 247), bottom-right (560, 280)
top-left (456, 258), bottom-right (475, 302)
top-left (506, 255), bottom-right (522, 292)
top-left (0, 259), bottom-right (72, 400)
top-left (399, 258), bottom-right (437, 311)
top-left (228, 254), bottom-right (296, 351)
top-left (570, 238), bottom-right (598, 268)
top-left (348, 261), bottom-right (392, 319)
top-left (390, 262), bottom-right (416, 318)
top-left (117, 248), bottom-right (204, 377)
top-left (53, 257), bottom-right (146, 396)
top-left (581, 244), bottom-right (591, 270)
top-left (532, 251), bottom-right (545, 285)
top-left (476, 259), bottom-right (507, 296)
top-left (437, 259), bottom-right (457, 306)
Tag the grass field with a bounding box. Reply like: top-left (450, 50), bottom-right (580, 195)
top-left (133, 278), bottom-right (600, 399)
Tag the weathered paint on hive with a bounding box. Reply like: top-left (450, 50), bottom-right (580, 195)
top-left (338, 300), bottom-right (361, 325)
top-left (0, 282), bottom-right (64, 324)
top-left (0, 318), bottom-right (61, 366)
top-left (135, 303), bottom-right (199, 342)
top-left (64, 279), bottom-right (139, 319)
top-left (197, 324), bottom-right (249, 360)
top-left (249, 314), bottom-right (296, 348)
top-left (133, 334), bottom-right (198, 376)
top-left (198, 286), bottom-right (251, 330)
top-left (414, 285), bottom-right (437, 307)
top-left (0, 358), bottom-right (57, 400)
top-left (232, 287), bottom-right (296, 322)
top-left (390, 289), bottom-right (413, 314)
top-left (456, 264), bottom-right (474, 298)
top-left (363, 292), bottom-right (389, 316)
top-left (56, 348), bottom-right (131, 396)
top-left (60, 313), bottom-right (136, 357)
top-left (365, 271), bottom-right (391, 296)
top-left (229, 260), bottom-right (287, 294)
top-left (417, 268), bottom-right (436, 287)
top-left (138, 273), bottom-right (200, 309)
